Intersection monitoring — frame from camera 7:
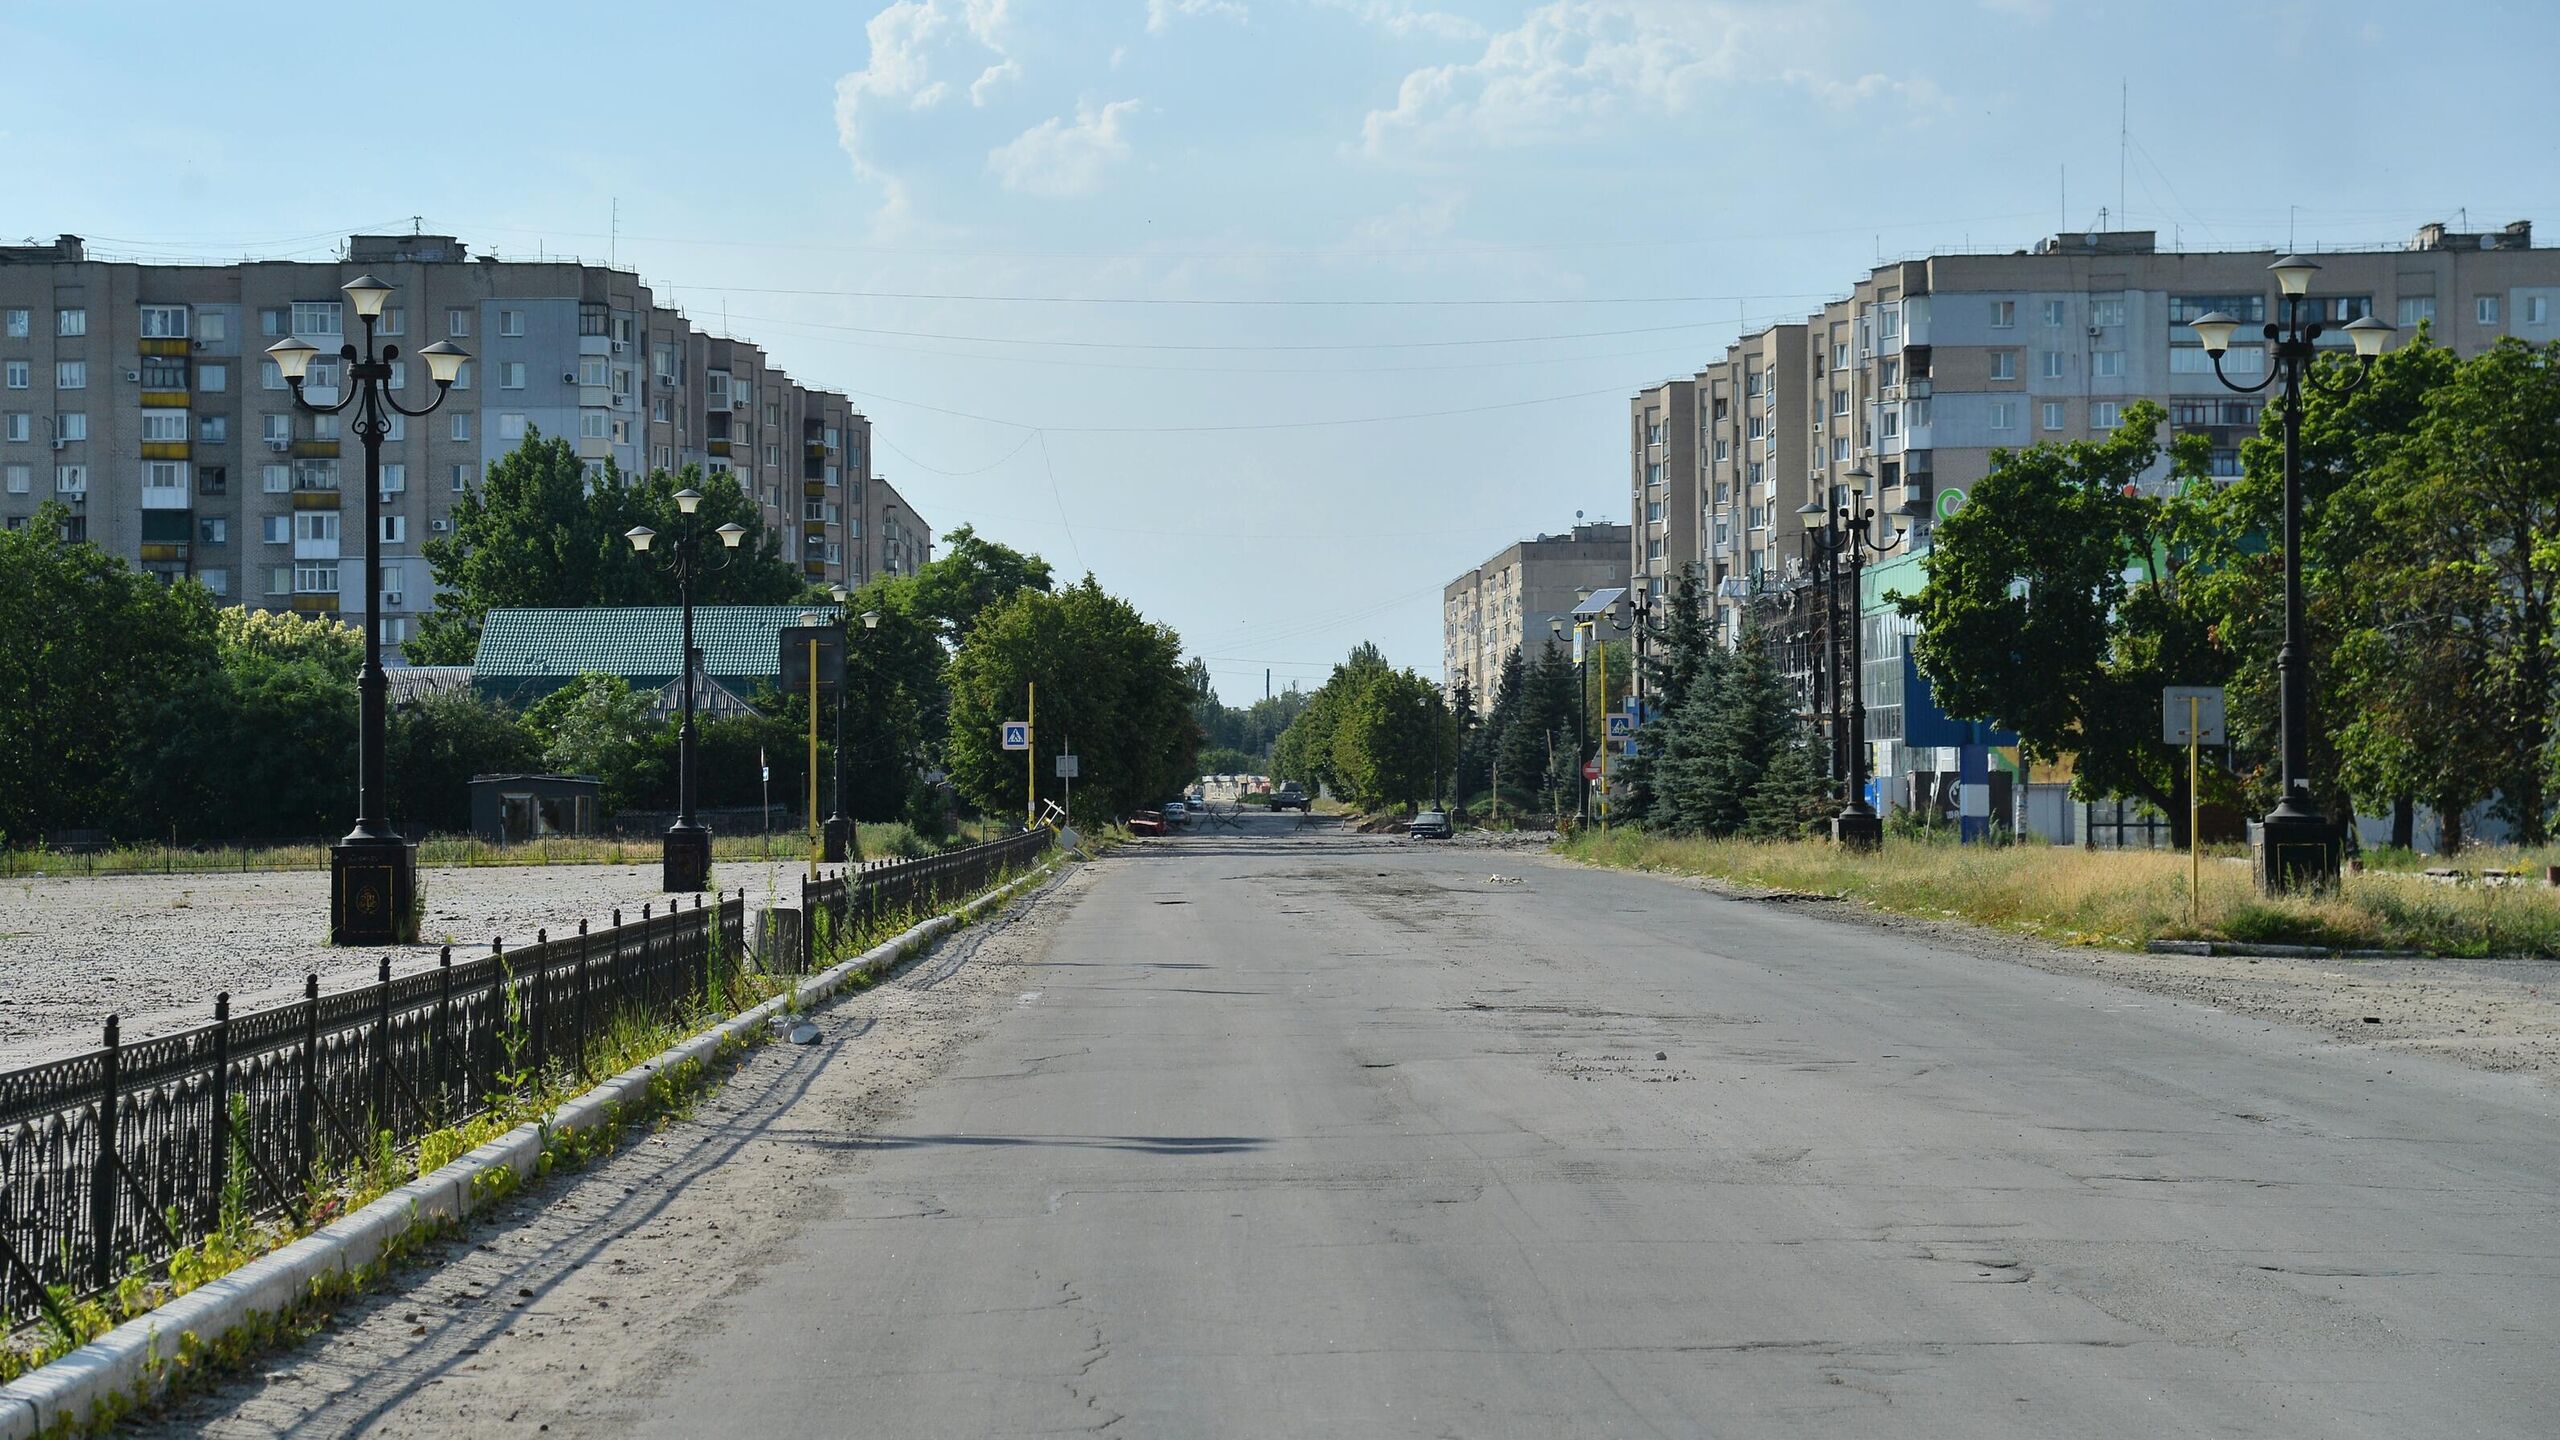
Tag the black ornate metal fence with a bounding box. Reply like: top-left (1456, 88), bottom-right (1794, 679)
top-left (797, 827), bottom-right (1051, 973)
top-left (0, 892), bottom-right (745, 1335)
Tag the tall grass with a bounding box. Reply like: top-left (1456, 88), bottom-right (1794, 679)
top-left (1563, 830), bottom-right (2560, 958)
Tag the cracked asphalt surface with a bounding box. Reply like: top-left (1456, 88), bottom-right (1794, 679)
top-left (141, 814), bottom-right (2558, 1436)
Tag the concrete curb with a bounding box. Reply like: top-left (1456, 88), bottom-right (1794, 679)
top-left (2145, 939), bottom-right (2429, 961)
top-left (0, 856), bottom-right (1061, 1439)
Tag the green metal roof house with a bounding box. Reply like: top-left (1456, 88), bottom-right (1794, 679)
top-left (472, 606), bottom-right (844, 715)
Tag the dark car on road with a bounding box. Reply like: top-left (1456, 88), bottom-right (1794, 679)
top-left (1127, 809), bottom-right (1167, 836)
top-left (1272, 784), bottom-right (1312, 812)
top-left (1406, 810), bottom-right (1453, 839)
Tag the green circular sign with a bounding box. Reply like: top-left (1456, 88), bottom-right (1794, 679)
top-left (1934, 487), bottom-right (1967, 520)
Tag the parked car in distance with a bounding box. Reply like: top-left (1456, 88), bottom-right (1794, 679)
top-left (1128, 809), bottom-right (1167, 836)
top-left (1163, 801), bottom-right (1189, 827)
top-left (1271, 784), bottom-right (1311, 812)
top-left (1407, 810), bottom-right (1453, 839)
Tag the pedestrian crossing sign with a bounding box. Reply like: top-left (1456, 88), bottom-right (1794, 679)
top-left (1001, 721), bottom-right (1032, 751)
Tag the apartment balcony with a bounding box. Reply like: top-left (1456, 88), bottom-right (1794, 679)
top-left (140, 484), bottom-right (189, 511)
top-left (288, 594), bottom-right (337, 615)
top-left (141, 390), bottom-right (190, 409)
top-left (291, 489), bottom-right (342, 512)
top-left (803, 479), bottom-right (826, 497)
top-left (706, 439), bottom-right (731, 457)
top-left (138, 542), bottom-right (188, 564)
top-left (141, 440), bottom-right (191, 461)
top-left (139, 338), bottom-right (189, 358)
top-left (290, 438), bottom-right (340, 459)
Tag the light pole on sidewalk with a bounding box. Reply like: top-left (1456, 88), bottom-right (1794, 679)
top-left (1823, 465), bottom-right (1925, 851)
top-left (624, 492), bottom-right (746, 892)
top-left (2189, 257), bottom-right (2394, 891)
top-left (269, 275), bottom-right (468, 945)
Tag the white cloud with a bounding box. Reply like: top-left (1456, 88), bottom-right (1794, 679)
top-left (1357, 1), bottom-right (1937, 156)
top-left (1146, 0), bottom-right (1249, 34)
top-left (970, 57), bottom-right (1022, 104)
top-left (1350, 189), bottom-right (1467, 247)
top-left (987, 99), bottom-right (1143, 198)
top-left (1313, 0), bottom-right (1484, 42)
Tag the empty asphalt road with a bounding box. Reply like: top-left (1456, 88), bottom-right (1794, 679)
top-left (158, 814), bottom-right (2559, 1437)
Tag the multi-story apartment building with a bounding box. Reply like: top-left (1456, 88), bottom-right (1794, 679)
top-left (1628, 217), bottom-right (2560, 822)
top-left (0, 231), bottom-right (927, 656)
top-left (1442, 521), bottom-right (1630, 714)
top-left (1626, 379), bottom-right (1695, 593)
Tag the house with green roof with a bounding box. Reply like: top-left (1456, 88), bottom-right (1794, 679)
top-left (472, 606), bottom-right (845, 718)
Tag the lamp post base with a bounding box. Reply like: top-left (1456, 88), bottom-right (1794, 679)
top-left (2253, 810), bottom-right (2341, 893)
top-left (663, 823), bottom-right (713, 894)
top-left (331, 835), bottom-right (417, 946)
top-left (1832, 810), bottom-right (1882, 851)
top-left (822, 815), bottom-right (853, 864)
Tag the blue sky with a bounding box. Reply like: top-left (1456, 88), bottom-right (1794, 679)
top-left (6, 0), bottom-right (2558, 700)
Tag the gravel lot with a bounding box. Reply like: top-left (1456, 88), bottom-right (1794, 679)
top-left (0, 860), bottom-right (834, 1066)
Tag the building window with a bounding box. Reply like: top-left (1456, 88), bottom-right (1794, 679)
top-left (262, 413), bottom-right (290, 444)
top-left (2531, 296), bottom-right (2551, 325)
top-left (143, 460), bottom-right (186, 493)
top-left (1878, 308), bottom-right (1900, 340)
top-left (2041, 351), bottom-right (2066, 379)
top-left (199, 311), bottom-right (227, 343)
top-left (200, 568), bottom-right (228, 596)
top-left (383, 411), bottom-right (403, 442)
top-left (261, 361), bottom-right (284, 390)
top-left (1989, 400), bottom-right (2016, 430)
top-left (263, 463), bottom-right (290, 492)
top-left (3, 463), bottom-right (26, 493)
top-left (141, 412), bottom-right (187, 443)
top-left (446, 307), bottom-right (471, 338)
top-left (498, 412), bottom-right (527, 441)
top-left (2, 309), bottom-right (26, 338)
top-left (1832, 390), bottom-right (1850, 415)
top-left (381, 515), bottom-right (407, 544)
top-left (2041, 401), bottom-right (2066, 431)
top-left (141, 356), bottom-right (186, 391)
top-left (139, 305), bottom-right (190, 338)
top-left (2042, 299), bottom-right (2065, 327)
top-left (2477, 295), bottom-right (2501, 325)
top-left (198, 362), bottom-right (228, 392)
top-left (54, 465), bottom-right (86, 495)
top-left (2093, 350), bottom-right (2125, 378)
top-left (580, 411), bottom-right (607, 439)
top-left (54, 361), bottom-right (86, 390)
top-left (2398, 296), bottom-right (2436, 327)
top-left (200, 415), bottom-right (228, 444)
top-left (451, 361), bottom-right (472, 389)
top-left (1990, 300), bottom-right (2015, 328)
top-left (200, 516), bottom-right (228, 544)
top-left (2090, 298), bottom-right (2125, 328)
top-left (57, 308), bottom-right (87, 337)
top-left (291, 301), bottom-right (343, 337)
top-left (2, 361), bottom-right (23, 390)
top-left (260, 308), bottom-right (288, 337)
top-left (2, 414), bottom-right (23, 442)
top-left (1990, 351), bottom-right (2016, 380)
top-left (500, 309), bottom-right (525, 337)
top-left (1831, 342), bottom-right (1849, 371)
top-left (2092, 401), bottom-right (2122, 430)
top-left (197, 463), bottom-right (226, 494)
top-left (381, 463), bottom-right (405, 493)
top-left (578, 357), bottom-right (609, 387)
top-left (450, 413), bottom-right (473, 441)
top-left (55, 413), bottom-right (85, 442)
top-left (651, 396), bottom-right (670, 423)
top-left (379, 306), bottom-right (405, 337)
top-left (1834, 437), bottom-right (1851, 460)
top-left (294, 565), bottom-right (339, 594)
top-left (450, 464), bottom-right (473, 491)
top-left (500, 361), bottom-right (526, 390)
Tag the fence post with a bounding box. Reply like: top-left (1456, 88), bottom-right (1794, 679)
top-left (695, 894), bottom-right (711, 1005)
top-left (488, 939), bottom-right (507, 1099)
top-left (92, 1014), bottom-right (121, 1291)
top-left (207, 993), bottom-right (232, 1231)
top-left (610, 909), bottom-right (622, 1018)
top-left (372, 955), bottom-right (395, 1137)
top-left (641, 903), bottom-right (654, 1012)
top-left (433, 948), bottom-right (453, 1123)
top-left (798, 871), bottom-right (812, 973)
top-left (295, 973), bottom-right (320, 1207)
top-left (530, 929), bottom-right (549, 1082)
top-left (575, 919), bottom-right (592, 1082)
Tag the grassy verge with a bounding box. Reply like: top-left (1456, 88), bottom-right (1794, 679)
top-left (1561, 830), bottom-right (2560, 958)
top-left (0, 851), bottom-right (1059, 1399)
top-left (1, 824), bottom-right (943, 879)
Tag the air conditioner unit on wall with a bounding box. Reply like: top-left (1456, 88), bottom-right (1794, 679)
top-left (610, 340), bottom-right (626, 353)
top-left (431, 518), bottom-right (450, 532)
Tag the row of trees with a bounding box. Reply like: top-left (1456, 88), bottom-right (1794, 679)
top-left (1907, 335), bottom-right (2560, 849)
top-left (1272, 644), bottom-right (1458, 812)
top-left (1, 434), bottom-right (1205, 845)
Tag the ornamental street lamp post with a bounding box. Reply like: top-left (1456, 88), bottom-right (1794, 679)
top-left (1824, 465), bottom-right (1925, 852)
top-left (623, 494), bottom-right (746, 892)
top-left (821, 588), bottom-right (884, 863)
top-left (2189, 258), bottom-right (2394, 891)
top-left (270, 276), bottom-right (468, 945)
top-left (1797, 499), bottom-right (1845, 794)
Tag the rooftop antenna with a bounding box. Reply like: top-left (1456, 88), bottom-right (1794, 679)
top-left (610, 197), bottom-right (619, 272)
top-left (2289, 205), bottom-right (2297, 250)
top-left (2118, 81), bottom-right (2128, 227)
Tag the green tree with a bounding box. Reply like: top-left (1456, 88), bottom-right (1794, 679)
top-left (386, 689), bottom-right (544, 836)
top-left (1744, 721), bottom-right (1832, 839)
top-left (0, 503), bottom-right (221, 840)
top-left (1329, 667), bottom-right (1457, 812)
top-left (908, 523), bottom-right (1054, 645)
top-left (944, 580), bottom-right (1196, 826)
top-left (412, 434), bottom-right (801, 663)
top-left (831, 575), bottom-right (951, 820)
top-left (1902, 401), bottom-right (2225, 843)
top-left (525, 672), bottom-right (668, 813)
top-left (215, 606), bottom-right (361, 677)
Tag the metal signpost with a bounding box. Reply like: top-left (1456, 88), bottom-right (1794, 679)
top-left (1003, 700), bottom-right (1034, 829)
top-left (1056, 750), bottom-right (1079, 828)
top-left (2163, 686), bottom-right (2228, 923)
